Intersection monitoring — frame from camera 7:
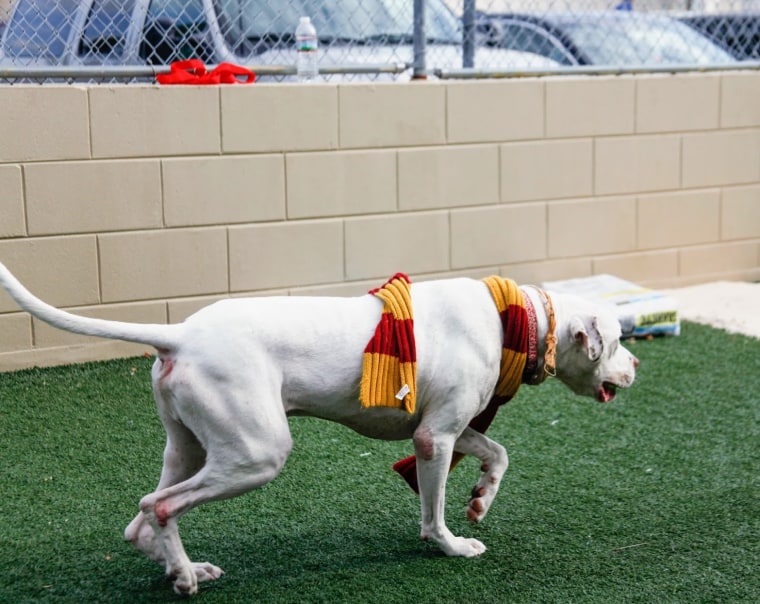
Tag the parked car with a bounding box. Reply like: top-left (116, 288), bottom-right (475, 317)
top-left (677, 12), bottom-right (760, 60)
top-left (0, 0), bottom-right (557, 80)
top-left (477, 11), bottom-right (737, 66)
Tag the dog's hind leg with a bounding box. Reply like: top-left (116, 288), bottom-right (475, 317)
top-left (414, 423), bottom-right (486, 557)
top-left (124, 414), bottom-right (206, 567)
top-left (454, 427), bottom-right (509, 523)
top-left (138, 395), bottom-right (293, 595)
top-left (140, 444), bottom-right (290, 595)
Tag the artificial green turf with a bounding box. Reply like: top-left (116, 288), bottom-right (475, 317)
top-left (0, 321), bottom-right (758, 603)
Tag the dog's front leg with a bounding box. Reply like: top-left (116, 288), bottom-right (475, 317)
top-left (454, 427), bottom-right (508, 523)
top-left (413, 425), bottom-right (486, 557)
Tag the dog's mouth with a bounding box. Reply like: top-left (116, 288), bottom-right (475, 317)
top-left (596, 382), bottom-right (618, 403)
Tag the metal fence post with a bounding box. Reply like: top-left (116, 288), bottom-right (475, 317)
top-left (463, 0), bottom-right (476, 68)
top-left (413, 0), bottom-right (427, 79)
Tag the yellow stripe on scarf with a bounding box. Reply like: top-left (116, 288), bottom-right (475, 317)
top-left (360, 274), bottom-right (417, 413)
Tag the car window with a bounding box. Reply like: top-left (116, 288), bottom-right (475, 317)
top-left (562, 24), bottom-right (640, 64)
top-left (80, 0), bottom-right (135, 60)
top-left (380, 0), bottom-right (459, 42)
top-left (147, 0), bottom-right (205, 23)
top-left (215, 0), bottom-right (458, 47)
top-left (561, 18), bottom-right (734, 65)
top-left (681, 16), bottom-right (760, 60)
top-left (3, 0), bottom-right (77, 59)
top-left (142, 0), bottom-right (211, 64)
top-left (501, 22), bottom-right (575, 65)
top-left (216, 0), bottom-right (389, 40)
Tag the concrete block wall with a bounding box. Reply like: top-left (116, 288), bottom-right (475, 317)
top-left (1, 72), bottom-right (759, 370)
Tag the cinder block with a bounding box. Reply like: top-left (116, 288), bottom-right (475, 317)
top-left (548, 197), bottom-right (636, 257)
top-left (168, 290), bottom-right (289, 323)
top-left (679, 241), bottom-right (759, 277)
top-left (345, 212), bottom-right (449, 279)
top-left (221, 84), bottom-right (338, 152)
top-left (98, 228), bottom-right (228, 302)
top-left (546, 77), bottom-right (635, 138)
top-left (0, 165), bottom-right (25, 237)
top-left (24, 160), bottom-right (162, 235)
top-left (0, 236), bottom-right (99, 312)
top-left (593, 250), bottom-right (679, 282)
top-left (339, 83), bottom-right (445, 148)
top-left (229, 220), bottom-right (344, 290)
top-left (595, 135), bottom-right (680, 195)
top-left (451, 204), bottom-right (546, 269)
top-left (638, 190), bottom-right (719, 250)
top-left (682, 130), bottom-right (760, 188)
top-left (168, 295), bottom-right (231, 323)
top-left (721, 185), bottom-right (760, 240)
top-left (410, 267), bottom-right (499, 282)
top-left (0, 86), bottom-right (90, 161)
top-left (0, 341), bottom-right (156, 372)
top-left (163, 156), bottom-right (286, 227)
top-left (287, 150), bottom-right (397, 218)
top-left (89, 86), bottom-right (220, 158)
top-left (32, 301), bottom-right (167, 347)
top-left (501, 139), bottom-right (592, 202)
top-left (0, 313), bottom-right (32, 353)
top-left (398, 145), bottom-right (499, 210)
top-left (446, 80), bottom-right (544, 143)
top-left (502, 258), bottom-right (593, 285)
top-left (721, 72), bottom-right (760, 128)
top-left (290, 280), bottom-right (378, 298)
top-left (636, 74), bottom-right (720, 133)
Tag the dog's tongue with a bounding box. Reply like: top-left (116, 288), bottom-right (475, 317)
top-left (598, 383), bottom-right (617, 403)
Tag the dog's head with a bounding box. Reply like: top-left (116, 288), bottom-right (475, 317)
top-left (553, 296), bottom-right (638, 403)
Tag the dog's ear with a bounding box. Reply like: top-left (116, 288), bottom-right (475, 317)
top-left (569, 316), bottom-right (604, 362)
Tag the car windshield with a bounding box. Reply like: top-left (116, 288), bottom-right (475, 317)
top-left (3, 0), bottom-right (78, 59)
top-left (213, 0), bottom-right (459, 45)
top-left (559, 16), bottom-right (734, 65)
top-left (81, 0), bottom-right (136, 59)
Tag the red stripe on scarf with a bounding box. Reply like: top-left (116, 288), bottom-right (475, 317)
top-left (501, 305), bottom-right (528, 354)
top-left (364, 314), bottom-right (416, 363)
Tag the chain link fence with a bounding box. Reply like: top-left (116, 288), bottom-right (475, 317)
top-left (0, 0), bottom-right (759, 83)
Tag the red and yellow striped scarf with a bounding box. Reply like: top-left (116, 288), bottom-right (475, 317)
top-left (359, 273), bottom-right (417, 413)
top-left (391, 275), bottom-right (529, 493)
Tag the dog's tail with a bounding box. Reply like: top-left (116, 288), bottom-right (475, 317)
top-left (0, 262), bottom-right (181, 352)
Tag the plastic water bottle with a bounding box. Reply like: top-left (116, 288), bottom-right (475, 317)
top-left (295, 16), bottom-right (318, 82)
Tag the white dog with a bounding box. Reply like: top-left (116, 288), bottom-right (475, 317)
top-left (0, 264), bottom-right (637, 595)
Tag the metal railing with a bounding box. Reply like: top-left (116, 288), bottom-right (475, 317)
top-left (0, 0), bottom-right (759, 84)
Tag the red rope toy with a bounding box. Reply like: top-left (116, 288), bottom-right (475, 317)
top-left (157, 59), bottom-right (255, 85)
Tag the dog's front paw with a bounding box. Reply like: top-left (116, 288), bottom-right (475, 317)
top-left (466, 492), bottom-right (486, 523)
top-left (466, 485), bottom-right (495, 523)
top-left (167, 561), bottom-right (223, 594)
top-left (192, 561), bottom-right (224, 584)
top-left (168, 567), bottom-right (198, 596)
top-left (466, 459), bottom-right (505, 523)
top-left (441, 535), bottom-right (487, 558)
